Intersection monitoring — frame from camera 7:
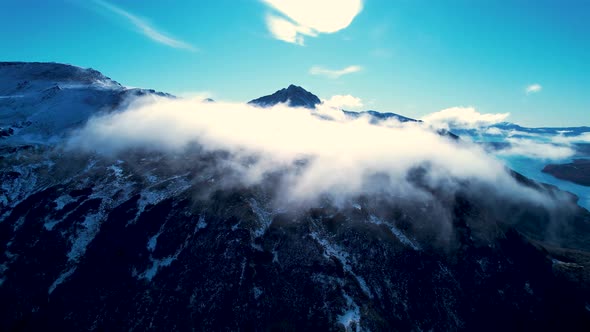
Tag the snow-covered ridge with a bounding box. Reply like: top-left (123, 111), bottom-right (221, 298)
top-left (0, 62), bottom-right (122, 93)
top-left (0, 62), bottom-right (170, 142)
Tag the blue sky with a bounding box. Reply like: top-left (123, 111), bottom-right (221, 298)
top-left (1, 0), bottom-right (589, 126)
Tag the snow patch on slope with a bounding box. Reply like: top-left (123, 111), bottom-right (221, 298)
top-left (194, 215), bottom-right (207, 234)
top-left (132, 174), bottom-right (191, 224)
top-left (48, 267), bottom-right (76, 294)
top-left (67, 212), bottom-right (103, 262)
top-left (137, 252), bottom-right (181, 282)
top-left (310, 231), bottom-right (373, 298)
top-left (338, 292), bottom-right (362, 332)
top-left (249, 198), bottom-right (275, 238)
top-left (368, 214), bottom-right (421, 250)
top-left (53, 194), bottom-right (76, 211)
top-left (147, 230), bottom-right (162, 253)
top-left (0, 162), bottom-right (44, 219)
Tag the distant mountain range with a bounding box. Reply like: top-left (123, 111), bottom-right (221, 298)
top-left (453, 121), bottom-right (590, 138)
top-left (493, 122), bottom-right (590, 135)
top-left (248, 84), bottom-right (589, 135)
top-left (248, 84), bottom-right (420, 123)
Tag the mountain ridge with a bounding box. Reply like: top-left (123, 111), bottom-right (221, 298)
top-left (248, 84), bottom-right (322, 109)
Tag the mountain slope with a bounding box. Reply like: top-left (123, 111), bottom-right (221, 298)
top-left (0, 62), bottom-right (171, 142)
top-left (1, 63), bottom-right (590, 331)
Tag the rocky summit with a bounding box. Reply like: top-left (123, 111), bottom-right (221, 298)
top-left (249, 84), bottom-right (322, 109)
top-left (1, 63), bottom-right (590, 331)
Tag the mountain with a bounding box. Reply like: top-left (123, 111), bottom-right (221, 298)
top-left (343, 110), bottom-right (419, 123)
top-left (0, 62), bottom-right (172, 142)
top-left (248, 84), bottom-right (321, 109)
top-left (543, 159), bottom-right (590, 186)
top-left (2, 63), bottom-right (590, 331)
top-left (249, 85), bottom-right (423, 125)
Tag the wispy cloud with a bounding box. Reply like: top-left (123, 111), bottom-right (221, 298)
top-left (421, 107), bottom-right (510, 129)
top-left (498, 138), bottom-right (575, 160)
top-left (526, 83), bottom-right (542, 94)
top-left (262, 0), bottom-right (363, 45)
top-left (265, 14), bottom-right (316, 46)
top-left (310, 65), bottom-right (362, 79)
top-left (93, 0), bottom-right (196, 51)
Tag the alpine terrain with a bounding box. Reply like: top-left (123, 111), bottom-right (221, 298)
top-left (1, 62), bottom-right (590, 331)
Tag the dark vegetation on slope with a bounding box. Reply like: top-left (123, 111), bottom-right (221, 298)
top-left (1, 63), bottom-right (590, 331)
top-left (543, 159), bottom-right (590, 187)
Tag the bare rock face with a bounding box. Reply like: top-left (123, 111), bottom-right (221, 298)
top-left (1, 63), bottom-right (590, 331)
top-left (249, 84), bottom-right (322, 109)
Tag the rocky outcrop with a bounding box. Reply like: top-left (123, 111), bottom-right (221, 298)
top-left (249, 84), bottom-right (322, 109)
top-left (543, 159), bottom-right (590, 186)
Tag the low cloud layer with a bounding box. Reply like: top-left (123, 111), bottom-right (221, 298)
top-left (497, 137), bottom-right (576, 160)
top-left (68, 96), bottom-right (557, 207)
top-left (263, 0), bottom-right (363, 45)
top-left (421, 107), bottom-right (510, 129)
top-left (552, 132), bottom-right (590, 144)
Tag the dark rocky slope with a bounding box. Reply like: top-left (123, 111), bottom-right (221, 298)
top-left (249, 84), bottom-right (321, 109)
top-left (1, 63), bottom-right (590, 331)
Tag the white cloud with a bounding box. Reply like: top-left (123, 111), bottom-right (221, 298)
top-left (323, 95), bottom-right (364, 109)
top-left (262, 0), bottom-right (363, 45)
top-left (552, 132), bottom-right (590, 144)
top-left (506, 130), bottom-right (543, 138)
top-left (93, 0), bottom-right (196, 51)
top-left (526, 83), bottom-right (542, 94)
top-left (421, 107), bottom-right (510, 129)
top-left (310, 65), bottom-right (362, 79)
top-left (498, 138), bottom-right (575, 160)
top-left (484, 127), bottom-right (503, 135)
top-left (69, 96), bottom-right (558, 208)
top-left (265, 15), bottom-right (316, 45)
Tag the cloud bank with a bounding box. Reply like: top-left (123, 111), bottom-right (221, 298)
top-left (93, 0), bottom-right (196, 51)
top-left (497, 138), bottom-right (576, 160)
top-left (68, 96), bottom-right (557, 208)
top-left (310, 65), bottom-right (362, 79)
top-left (421, 107), bottom-right (510, 129)
top-left (552, 132), bottom-right (590, 144)
top-left (323, 95), bottom-right (364, 109)
top-left (263, 0), bottom-right (363, 45)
